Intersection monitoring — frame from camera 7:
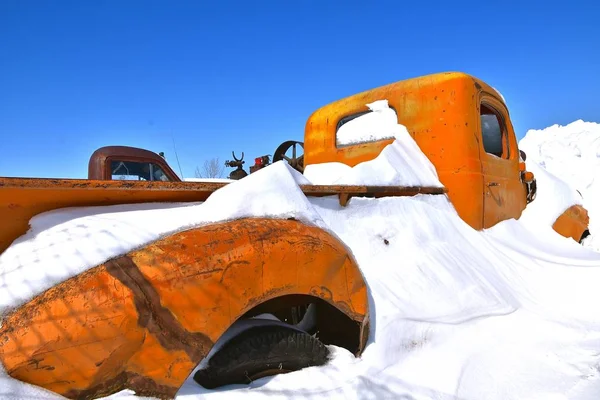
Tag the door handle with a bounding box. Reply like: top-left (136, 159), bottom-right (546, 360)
top-left (488, 182), bottom-right (500, 187)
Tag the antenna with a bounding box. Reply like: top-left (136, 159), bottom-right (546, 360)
top-left (170, 133), bottom-right (185, 179)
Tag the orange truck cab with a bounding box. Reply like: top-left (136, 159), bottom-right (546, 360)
top-left (0, 71), bottom-right (591, 400)
top-left (303, 71), bottom-right (589, 242)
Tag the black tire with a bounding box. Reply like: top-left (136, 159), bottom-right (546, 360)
top-left (193, 324), bottom-right (330, 389)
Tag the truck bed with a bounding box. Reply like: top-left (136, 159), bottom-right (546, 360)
top-left (0, 177), bottom-right (447, 254)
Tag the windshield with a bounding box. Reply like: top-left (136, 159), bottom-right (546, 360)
top-left (110, 160), bottom-right (172, 181)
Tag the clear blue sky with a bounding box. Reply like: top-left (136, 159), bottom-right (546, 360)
top-left (1, 0), bottom-right (597, 179)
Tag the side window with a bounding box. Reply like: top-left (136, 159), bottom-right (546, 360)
top-left (110, 160), bottom-right (171, 181)
top-left (336, 110), bottom-right (373, 132)
top-left (480, 104), bottom-right (508, 159)
top-left (335, 105), bottom-right (398, 147)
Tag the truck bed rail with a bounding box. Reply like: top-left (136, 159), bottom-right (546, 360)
top-left (0, 177), bottom-right (447, 254)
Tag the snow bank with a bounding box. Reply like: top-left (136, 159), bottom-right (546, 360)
top-left (335, 100), bottom-right (398, 146)
top-left (518, 161), bottom-right (583, 228)
top-left (3, 112), bottom-right (600, 400)
top-left (519, 120), bottom-right (600, 250)
top-left (304, 139), bottom-right (442, 188)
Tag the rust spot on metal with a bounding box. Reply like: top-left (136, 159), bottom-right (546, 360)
top-left (310, 285), bottom-right (334, 300)
top-left (243, 284), bottom-right (296, 310)
top-left (339, 192), bottom-right (350, 206)
top-left (64, 370), bottom-right (178, 400)
top-left (105, 256), bottom-right (213, 360)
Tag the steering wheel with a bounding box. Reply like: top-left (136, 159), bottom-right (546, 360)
top-left (273, 140), bottom-right (304, 173)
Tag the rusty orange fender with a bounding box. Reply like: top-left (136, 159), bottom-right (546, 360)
top-left (552, 204), bottom-right (590, 243)
top-left (0, 218), bottom-right (369, 399)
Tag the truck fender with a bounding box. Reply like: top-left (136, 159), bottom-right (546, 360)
top-left (0, 218), bottom-right (369, 399)
top-left (552, 204), bottom-right (591, 243)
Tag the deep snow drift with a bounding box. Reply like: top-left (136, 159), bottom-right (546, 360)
top-left (519, 120), bottom-right (600, 251)
top-left (2, 108), bottom-right (600, 400)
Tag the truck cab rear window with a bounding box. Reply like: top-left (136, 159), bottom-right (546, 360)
top-left (336, 110), bottom-right (373, 132)
top-left (335, 105), bottom-right (398, 147)
top-left (111, 160), bottom-right (171, 181)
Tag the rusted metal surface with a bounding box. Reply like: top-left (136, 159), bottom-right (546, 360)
top-left (249, 155), bottom-right (271, 174)
top-left (0, 177), bottom-right (447, 256)
top-left (552, 204), bottom-right (590, 242)
top-left (339, 193), bottom-right (351, 207)
top-left (224, 151), bottom-right (249, 180)
top-left (301, 184), bottom-right (447, 196)
top-left (0, 218), bottom-right (368, 399)
top-left (273, 140), bottom-right (305, 173)
top-left (88, 146), bottom-right (181, 181)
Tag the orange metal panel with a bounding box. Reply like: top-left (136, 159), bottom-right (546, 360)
top-left (0, 218), bottom-right (368, 399)
top-left (552, 204), bottom-right (590, 242)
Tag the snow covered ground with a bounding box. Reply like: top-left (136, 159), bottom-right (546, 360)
top-left (1, 108), bottom-right (600, 400)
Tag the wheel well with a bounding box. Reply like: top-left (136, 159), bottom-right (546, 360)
top-left (580, 229), bottom-right (591, 244)
top-left (240, 294), bottom-right (365, 356)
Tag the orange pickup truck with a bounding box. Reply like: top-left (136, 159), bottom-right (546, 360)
top-left (0, 71), bottom-right (590, 400)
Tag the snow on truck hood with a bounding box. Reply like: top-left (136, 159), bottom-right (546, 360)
top-left (2, 105), bottom-right (600, 400)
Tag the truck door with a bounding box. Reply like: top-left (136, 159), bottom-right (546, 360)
top-left (479, 99), bottom-right (523, 228)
